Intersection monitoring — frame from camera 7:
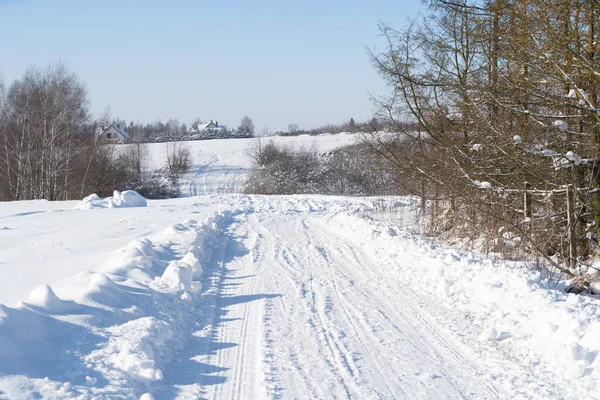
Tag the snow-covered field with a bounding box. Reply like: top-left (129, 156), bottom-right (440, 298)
top-left (141, 133), bottom-right (359, 196)
top-left (1, 134), bottom-right (600, 399)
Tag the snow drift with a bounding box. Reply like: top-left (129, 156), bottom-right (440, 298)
top-left (74, 190), bottom-right (147, 210)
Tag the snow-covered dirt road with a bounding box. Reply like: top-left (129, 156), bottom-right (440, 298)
top-left (1, 195), bottom-right (599, 399)
top-left (198, 199), bottom-right (501, 399)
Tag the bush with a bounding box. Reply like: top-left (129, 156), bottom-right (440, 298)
top-left (244, 140), bottom-right (400, 196)
top-left (165, 142), bottom-right (192, 176)
top-left (245, 141), bottom-right (322, 194)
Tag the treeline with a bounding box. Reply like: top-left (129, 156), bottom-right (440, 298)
top-left (368, 0), bottom-right (600, 279)
top-left (111, 116), bottom-right (255, 142)
top-left (272, 118), bottom-right (417, 137)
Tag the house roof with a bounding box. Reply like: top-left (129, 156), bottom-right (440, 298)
top-left (197, 122), bottom-right (216, 131)
top-left (101, 124), bottom-right (130, 140)
top-left (197, 120), bottom-right (226, 131)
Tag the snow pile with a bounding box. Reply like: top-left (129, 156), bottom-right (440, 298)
top-left (554, 119), bottom-right (569, 131)
top-left (108, 238), bottom-right (162, 283)
top-left (513, 135), bottom-right (523, 144)
top-left (74, 190), bottom-right (147, 210)
top-left (327, 210), bottom-right (600, 398)
top-left (26, 284), bottom-right (79, 313)
top-left (0, 210), bottom-right (231, 399)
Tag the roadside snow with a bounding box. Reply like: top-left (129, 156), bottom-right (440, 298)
top-left (0, 207), bottom-right (234, 399)
top-left (327, 211), bottom-right (600, 399)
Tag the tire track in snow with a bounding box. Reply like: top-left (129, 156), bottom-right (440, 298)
top-left (318, 219), bottom-right (502, 399)
top-left (270, 243), bottom-right (322, 398)
top-left (317, 243), bottom-right (400, 398)
top-left (306, 227), bottom-right (423, 398)
top-left (229, 219), bottom-right (268, 400)
top-left (209, 212), bottom-right (272, 400)
top-left (269, 216), bottom-right (385, 398)
top-left (204, 198), bottom-right (506, 399)
top-left (256, 213), bottom-right (355, 398)
top-left (205, 225), bottom-right (239, 400)
top-left (266, 211), bottom-right (433, 398)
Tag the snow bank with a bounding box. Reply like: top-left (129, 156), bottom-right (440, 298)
top-left (0, 210), bottom-right (232, 399)
top-left (74, 190), bottom-right (147, 210)
top-left (87, 316), bottom-right (172, 382)
top-left (327, 210), bottom-right (600, 399)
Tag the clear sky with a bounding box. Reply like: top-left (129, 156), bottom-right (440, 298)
top-left (0, 0), bottom-right (423, 132)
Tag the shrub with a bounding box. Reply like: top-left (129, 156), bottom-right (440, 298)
top-left (244, 140), bottom-right (400, 196)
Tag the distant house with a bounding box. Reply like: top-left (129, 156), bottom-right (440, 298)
top-left (97, 124), bottom-right (130, 143)
top-left (197, 120), bottom-right (223, 132)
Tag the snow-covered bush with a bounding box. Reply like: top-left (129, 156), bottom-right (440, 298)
top-left (128, 171), bottom-right (180, 200)
top-left (244, 141), bottom-right (399, 195)
top-left (244, 140), bottom-right (322, 194)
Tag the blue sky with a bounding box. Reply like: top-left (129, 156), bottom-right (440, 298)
top-left (0, 0), bottom-right (422, 131)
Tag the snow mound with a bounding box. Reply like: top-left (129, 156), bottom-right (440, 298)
top-left (74, 190), bottom-right (147, 210)
top-left (108, 238), bottom-right (161, 282)
top-left (127, 238), bottom-right (157, 258)
top-left (82, 273), bottom-right (132, 309)
top-left (26, 285), bottom-right (77, 313)
top-left (159, 253), bottom-right (202, 292)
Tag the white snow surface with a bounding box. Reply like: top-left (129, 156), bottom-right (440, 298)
top-left (0, 193), bottom-right (599, 399)
top-left (1, 134), bottom-right (600, 399)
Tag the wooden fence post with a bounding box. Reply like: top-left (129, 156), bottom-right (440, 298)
top-left (420, 180), bottom-right (426, 213)
top-left (566, 184), bottom-right (576, 270)
top-left (523, 182), bottom-right (531, 218)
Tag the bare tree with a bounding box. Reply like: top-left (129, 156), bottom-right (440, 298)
top-left (165, 141), bottom-right (192, 176)
top-left (368, 0), bottom-right (600, 277)
top-left (0, 63), bottom-right (91, 201)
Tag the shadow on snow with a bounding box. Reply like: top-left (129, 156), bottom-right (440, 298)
top-left (156, 225), bottom-right (281, 399)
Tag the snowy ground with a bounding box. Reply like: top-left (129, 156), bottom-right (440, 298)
top-left (1, 134), bottom-right (600, 399)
